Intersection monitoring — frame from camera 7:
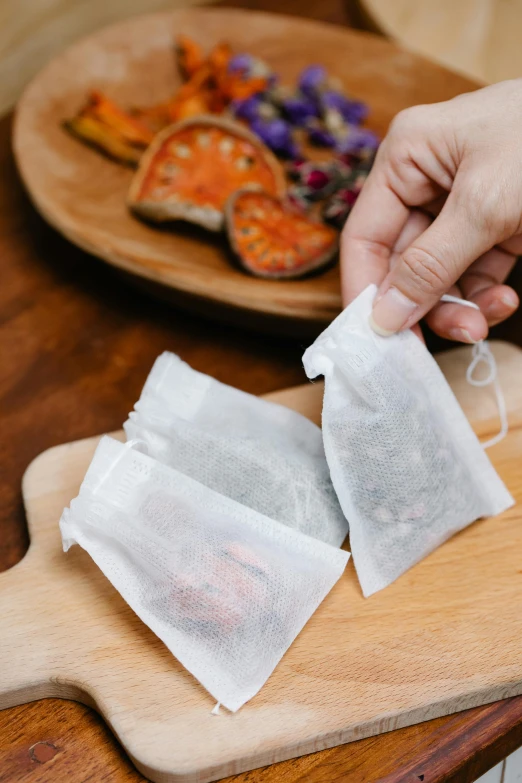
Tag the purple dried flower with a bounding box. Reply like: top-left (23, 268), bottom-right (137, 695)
top-left (229, 53), bottom-right (273, 81)
top-left (249, 117), bottom-right (300, 158)
top-left (233, 96), bottom-right (278, 123)
top-left (250, 117), bottom-right (290, 146)
top-left (232, 95), bottom-right (263, 122)
top-left (298, 64), bottom-right (327, 97)
top-left (336, 126), bottom-right (379, 155)
top-left (343, 101), bottom-right (369, 125)
top-left (229, 53), bottom-right (254, 73)
top-left (321, 92), bottom-right (369, 125)
top-left (282, 95), bottom-right (318, 125)
top-left (307, 121), bottom-right (336, 147)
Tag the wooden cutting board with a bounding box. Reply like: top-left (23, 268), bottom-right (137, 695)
top-left (12, 8), bottom-right (478, 335)
top-left (1, 341), bottom-right (521, 783)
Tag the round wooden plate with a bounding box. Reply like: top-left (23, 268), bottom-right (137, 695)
top-left (13, 8), bottom-right (477, 332)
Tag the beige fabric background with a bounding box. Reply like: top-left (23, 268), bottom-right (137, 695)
top-left (0, 0), bottom-right (212, 115)
top-left (359, 0), bottom-right (522, 84)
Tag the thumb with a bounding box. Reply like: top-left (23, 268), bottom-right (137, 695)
top-left (369, 191), bottom-right (497, 336)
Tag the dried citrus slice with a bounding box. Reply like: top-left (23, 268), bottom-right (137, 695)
top-left (225, 189), bottom-right (339, 279)
top-left (128, 116), bottom-right (285, 231)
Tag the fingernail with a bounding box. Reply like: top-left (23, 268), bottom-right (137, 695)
top-left (448, 327), bottom-right (479, 344)
top-left (369, 287), bottom-right (418, 336)
top-left (484, 294), bottom-right (518, 320)
top-left (501, 293), bottom-right (518, 309)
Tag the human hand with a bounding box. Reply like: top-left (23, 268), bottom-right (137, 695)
top-left (341, 80), bottom-right (522, 342)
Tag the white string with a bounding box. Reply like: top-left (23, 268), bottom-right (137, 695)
top-left (440, 294), bottom-right (480, 311)
top-left (93, 438), bottom-right (149, 493)
top-left (439, 295), bottom-right (508, 449)
top-left (466, 342), bottom-right (508, 449)
top-left (210, 702), bottom-right (221, 715)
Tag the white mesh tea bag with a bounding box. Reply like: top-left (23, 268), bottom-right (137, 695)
top-left (124, 352), bottom-right (347, 547)
top-left (60, 436), bottom-right (349, 712)
top-left (303, 285), bottom-right (513, 597)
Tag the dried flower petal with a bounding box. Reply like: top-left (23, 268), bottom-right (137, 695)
top-left (304, 169), bottom-right (329, 192)
top-left (307, 120), bottom-right (336, 147)
top-left (323, 180), bottom-right (367, 228)
top-left (176, 35), bottom-right (205, 80)
top-left (229, 53), bottom-right (273, 80)
top-left (323, 107), bottom-right (346, 135)
top-left (299, 64), bottom-right (327, 97)
top-left (336, 126), bottom-right (379, 155)
top-left (258, 102), bottom-right (279, 120)
top-left (228, 53), bottom-right (253, 73)
top-left (250, 117), bottom-right (300, 158)
top-left (321, 91), bottom-right (369, 125)
top-left (232, 95), bottom-right (263, 122)
top-left (282, 95), bottom-right (318, 125)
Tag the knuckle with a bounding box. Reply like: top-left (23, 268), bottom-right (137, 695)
top-left (460, 171), bottom-right (519, 239)
top-left (399, 246), bottom-right (453, 296)
top-left (389, 105), bottom-right (428, 136)
top-left (463, 176), bottom-right (496, 223)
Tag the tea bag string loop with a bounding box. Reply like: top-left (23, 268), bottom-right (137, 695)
top-left (466, 342), bottom-right (508, 448)
top-left (440, 294), bottom-right (508, 449)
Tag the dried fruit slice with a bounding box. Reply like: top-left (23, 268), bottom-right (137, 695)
top-left (226, 189), bottom-right (339, 279)
top-left (84, 91), bottom-right (154, 146)
top-left (64, 90), bottom-right (154, 166)
top-left (65, 115), bottom-right (143, 166)
top-left (128, 116), bottom-right (286, 231)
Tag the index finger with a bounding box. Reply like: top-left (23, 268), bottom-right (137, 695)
top-left (340, 167), bottom-right (410, 305)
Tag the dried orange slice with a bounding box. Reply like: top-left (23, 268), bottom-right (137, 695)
top-left (226, 189), bottom-right (339, 279)
top-left (128, 116), bottom-right (286, 231)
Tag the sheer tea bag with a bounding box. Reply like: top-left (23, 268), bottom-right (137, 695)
top-left (124, 352), bottom-right (347, 547)
top-left (60, 436), bottom-right (349, 712)
top-left (303, 285), bottom-right (513, 597)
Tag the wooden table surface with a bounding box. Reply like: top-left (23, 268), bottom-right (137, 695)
top-left (2, 1), bottom-right (522, 781)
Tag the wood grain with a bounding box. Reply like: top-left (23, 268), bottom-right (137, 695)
top-left (357, 0), bottom-right (522, 84)
top-left (13, 8), bottom-right (479, 334)
top-left (0, 342), bottom-right (520, 783)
